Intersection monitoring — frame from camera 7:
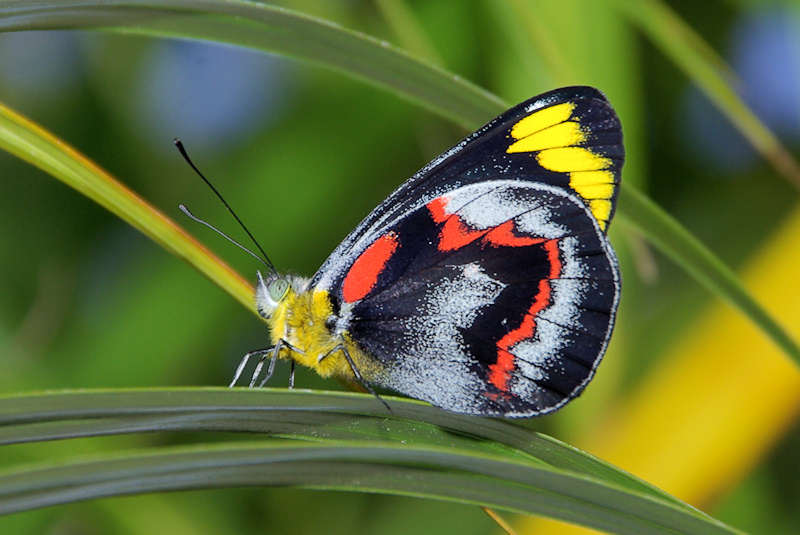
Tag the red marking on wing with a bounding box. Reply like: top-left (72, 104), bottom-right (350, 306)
top-left (342, 232), bottom-right (400, 303)
top-left (428, 194), bottom-right (565, 393)
top-left (428, 197), bottom-right (545, 252)
top-left (484, 221), bottom-right (545, 248)
top-left (427, 196), bottom-right (450, 224)
top-left (488, 239), bottom-right (562, 392)
top-left (427, 197), bottom-right (487, 251)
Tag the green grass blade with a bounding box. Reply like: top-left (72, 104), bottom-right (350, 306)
top-left (0, 444), bottom-right (738, 534)
top-left (0, 388), bottom-right (676, 498)
top-left (618, 187), bottom-right (800, 366)
top-left (0, 101), bottom-right (255, 312)
top-left (0, 0), bottom-right (506, 129)
top-left (613, 0), bottom-right (800, 190)
top-left (0, 389), bottom-right (739, 534)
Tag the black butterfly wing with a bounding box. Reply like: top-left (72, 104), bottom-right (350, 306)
top-left (313, 86), bottom-right (622, 294)
top-left (310, 87), bottom-right (623, 416)
top-left (335, 180), bottom-right (619, 416)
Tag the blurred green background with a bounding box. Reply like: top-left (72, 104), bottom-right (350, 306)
top-left (2, 0), bottom-right (800, 533)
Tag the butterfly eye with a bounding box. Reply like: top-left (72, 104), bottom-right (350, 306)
top-left (269, 279), bottom-right (290, 303)
top-left (255, 273), bottom-right (291, 319)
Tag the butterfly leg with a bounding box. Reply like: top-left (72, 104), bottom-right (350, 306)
top-left (322, 344), bottom-right (391, 413)
top-left (251, 345), bottom-right (279, 387)
top-left (254, 339), bottom-right (305, 387)
top-left (229, 347), bottom-right (272, 388)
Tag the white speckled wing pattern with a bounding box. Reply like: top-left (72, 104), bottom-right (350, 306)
top-left (339, 181), bottom-right (619, 416)
top-left (305, 86), bottom-right (623, 417)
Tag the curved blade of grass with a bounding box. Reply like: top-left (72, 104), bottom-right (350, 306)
top-left (0, 0), bottom-right (506, 129)
top-left (0, 389), bottom-right (739, 534)
top-left (0, 387), bottom-right (695, 527)
top-left (0, 388), bottom-right (689, 503)
top-left (0, 444), bottom-right (739, 534)
top-left (618, 187), bottom-right (800, 365)
top-left (612, 0), bottom-right (800, 190)
top-left (0, 101), bottom-right (254, 312)
top-left (0, 388), bottom-right (675, 494)
top-left (4, 0), bottom-right (796, 190)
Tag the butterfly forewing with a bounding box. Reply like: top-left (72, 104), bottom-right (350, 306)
top-left (313, 87), bottom-right (622, 291)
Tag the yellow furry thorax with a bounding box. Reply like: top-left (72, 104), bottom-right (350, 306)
top-left (255, 272), bottom-right (366, 380)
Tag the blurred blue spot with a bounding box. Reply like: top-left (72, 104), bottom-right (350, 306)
top-left (134, 40), bottom-right (292, 152)
top-left (680, 5), bottom-right (800, 175)
top-left (731, 6), bottom-right (800, 141)
top-left (680, 87), bottom-right (755, 174)
top-left (0, 31), bottom-right (85, 102)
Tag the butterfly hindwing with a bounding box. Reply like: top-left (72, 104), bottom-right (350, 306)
top-left (325, 179), bottom-right (619, 417)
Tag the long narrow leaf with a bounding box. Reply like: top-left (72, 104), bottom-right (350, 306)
top-left (0, 389), bottom-right (738, 534)
top-left (0, 101), bottom-right (254, 312)
top-left (0, 444), bottom-right (739, 535)
top-left (618, 187), bottom-right (800, 365)
top-left (0, 388), bottom-right (681, 498)
top-left (0, 0), bottom-right (506, 129)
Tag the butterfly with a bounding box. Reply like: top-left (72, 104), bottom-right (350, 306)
top-left (234, 86), bottom-right (623, 418)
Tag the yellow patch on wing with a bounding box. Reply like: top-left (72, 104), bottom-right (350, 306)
top-left (588, 200), bottom-right (613, 231)
top-left (537, 147), bottom-right (612, 173)
top-left (509, 102), bottom-right (576, 141)
top-left (505, 100), bottom-right (618, 231)
top-left (507, 102), bottom-right (582, 154)
top-left (569, 170), bottom-right (616, 199)
top-left (568, 169), bottom-right (616, 231)
top-left (507, 120), bottom-right (586, 153)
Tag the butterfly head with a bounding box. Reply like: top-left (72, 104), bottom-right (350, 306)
top-left (255, 271), bottom-right (290, 319)
top-left (255, 271), bottom-right (311, 320)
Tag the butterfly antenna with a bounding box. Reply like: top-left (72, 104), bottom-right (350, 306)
top-left (179, 205), bottom-right (269, 267)
top-left (174, 138), bottom-right (276, 274)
